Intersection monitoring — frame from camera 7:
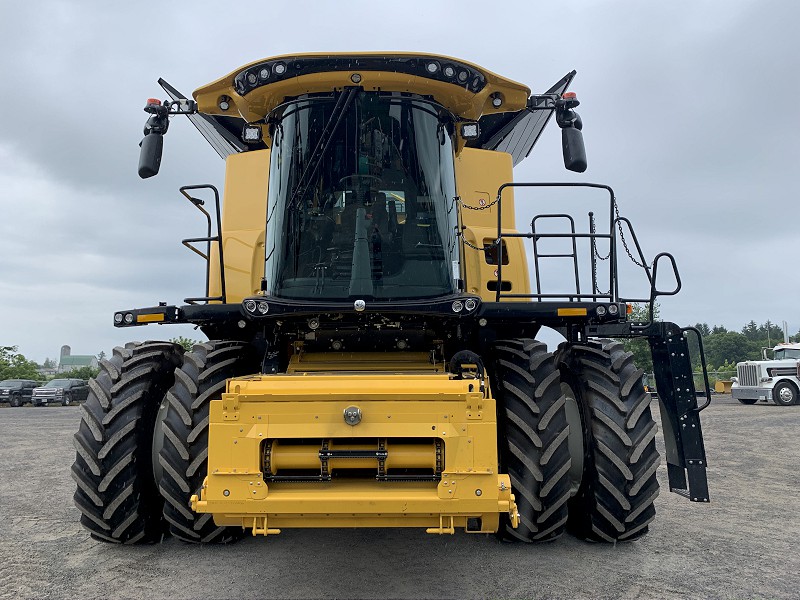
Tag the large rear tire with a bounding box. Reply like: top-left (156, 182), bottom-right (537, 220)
top-left (556, 339), bottom-right (660, 542)
top-left (491, 339), bottom-right (571, 542)
top-left (158, 341), bottom-right (260, 543)
top-left (71, 341), bottom-right (183, 543)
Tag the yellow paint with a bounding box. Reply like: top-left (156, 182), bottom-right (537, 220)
top-left (557, 308), bottom-right (588, 316)
top-left (208, 150), bottom-right (270, 303)
top-left (194, 372), bottom-right (518, 534)
top-left (193, 51), bottom-right (530, 125)
top-left (455, 148), bottom-right (531, 301)
top-left (136, 313), bottom-right (164, 323)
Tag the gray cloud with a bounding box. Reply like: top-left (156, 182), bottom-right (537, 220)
top-left (1, 0), bottom-right (798, 363)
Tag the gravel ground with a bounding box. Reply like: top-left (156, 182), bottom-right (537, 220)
top-left (1, 395), bottom-right (798, 600)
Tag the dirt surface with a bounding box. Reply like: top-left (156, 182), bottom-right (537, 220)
top-left (1, 396), bottom-right (798, 599)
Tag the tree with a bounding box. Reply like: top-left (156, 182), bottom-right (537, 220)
top-left (97, 351), bottom-right (106, 362)
top-left (711, 325), bottom-right (728, 334)
top-left (620, 303), bottom-right (660, 373)
top-left (703, 332), bottom-right (759, 368)
top-left (170, 336), bottom-right (201, 352)
top-left (0, 346), bottom-right (41, 380)
top-left (695, 323), bottom-right (711, 337)
top-left (56, 366), bottom-right (100, 380)
top-left (741, 320), bottom-right (759, 341)
top-left (42, 358), bottom-right (56, 369)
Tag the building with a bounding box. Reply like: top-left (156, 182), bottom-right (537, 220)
top-left (57, 345), bottom-right (99, 373)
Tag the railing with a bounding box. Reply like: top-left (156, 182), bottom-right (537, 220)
top-left (493, 182), bottom-right (680, 311)
top-left (179, 184), bottom-right (226, 304)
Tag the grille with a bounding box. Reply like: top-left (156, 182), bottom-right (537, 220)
top-left (737, 364), bottom-right (759, 387)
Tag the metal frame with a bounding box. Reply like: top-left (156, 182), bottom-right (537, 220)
top-left (179, 185), bottom-right (227, 304)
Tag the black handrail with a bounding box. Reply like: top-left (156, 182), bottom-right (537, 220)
top-left (179, 184), bottom-right (226, 304)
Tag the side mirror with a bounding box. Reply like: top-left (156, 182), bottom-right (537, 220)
top-left (137, 100), bottom-right (169, 179)
top-left (138, 133), bottom-right (164, 179)
top-left (562, 127), bottom-right (587, 173)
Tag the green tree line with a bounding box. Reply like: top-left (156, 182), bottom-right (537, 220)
top-left (621, 305), bottom-right (798, 373)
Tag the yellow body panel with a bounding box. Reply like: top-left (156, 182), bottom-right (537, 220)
top-left (193, 370), bottom-right (518, 534)
top-left (208, 150), bottom-right (270, 303)
top-left (455, 148), bottom-right (531, 301)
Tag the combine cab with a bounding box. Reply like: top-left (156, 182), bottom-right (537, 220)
top-left (72, 53), bottom-right (709, 544)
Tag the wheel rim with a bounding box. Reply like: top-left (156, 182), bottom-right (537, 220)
top-left (562, 382), bottom-right (585, 496)
top-left (779, 386), bottom-right (794, 404)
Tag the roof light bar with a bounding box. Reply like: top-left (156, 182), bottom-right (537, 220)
top-left (233, 56), bottom-right (487, 97)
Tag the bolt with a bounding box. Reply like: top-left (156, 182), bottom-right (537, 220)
top-left (475, 489), bottom-right (482, 496)
top-left (223, 489), bottom-right (230, 497)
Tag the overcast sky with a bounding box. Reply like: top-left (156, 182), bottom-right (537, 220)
top-left (1, 0), bottom-right (798, 364)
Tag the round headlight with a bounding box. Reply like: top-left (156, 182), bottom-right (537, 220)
top-left (218, 96), bottom-right (230, 111)
top-left (124, 313), bottom-right (134, 324)
top-left (464, 298), bottom-right (477, 312)
top-left (457, 70), bottom-right (469, 83)
top-left (443, 65), bottom-right (455, 78)
top-left (426, 61), bottom-right (439, 74)
top-left (451, 301), bottom-right (463, 313)
top-left (596, 305), bottom-right (607, 317)
top-left (273, 62), bottom-right (287, 75)
top-left (478, 318), bottom-right (488, 327)
top-left (332, 340), bottom-right (343, 351)
top-left (492, 94), bottom-right (503, 108)
top-left (608, 304), bottom-right (619, 316)
top-left (259, 67), bottom-right (270, 80)
top-left (244, 299), bottom-right (257, 313)
top-left (247, 72), bottom-right (257, 85)
top-left (114, 313), bottom-right (123, 324)
top-left (257, 301), bottom-right (269, 314)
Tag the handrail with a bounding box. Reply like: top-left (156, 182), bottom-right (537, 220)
top-left (179, 184), bottom-right (226, 304)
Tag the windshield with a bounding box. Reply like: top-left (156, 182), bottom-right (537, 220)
top-left (0, 380), bottom-right (22, 389)
top-left (264, 91), bottom-right (459, 301)
top-left (45, 379), bottom-right (70, 387)
top-left (774, 349), bottom-right (800, 360)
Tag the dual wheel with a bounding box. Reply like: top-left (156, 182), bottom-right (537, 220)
top-left (72, 340), bottom-right (257, 543)
top-left (72, 337), bottom-right (659, 544)
top-left (492, 338), bottom-right (660, 542)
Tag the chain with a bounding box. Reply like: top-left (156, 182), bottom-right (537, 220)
top-left (456, 195), bottom-right (500, 211)
top-left (613, 200), bottom-right (647, 268)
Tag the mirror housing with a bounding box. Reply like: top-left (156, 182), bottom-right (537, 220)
top-left (561, 127), bottom-right (587, 173)
top-left (137, 100), bottom-right (169, 179)
top-left (138, 133), bottom-right (164, 179)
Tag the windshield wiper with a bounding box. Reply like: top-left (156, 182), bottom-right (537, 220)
top-left (286, 87), bottom-right (359, 212)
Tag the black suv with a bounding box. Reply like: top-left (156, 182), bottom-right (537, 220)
top-left (0, 379), bottom-right (41, 407)
top-left (31, 379), bottom-right (90, 406)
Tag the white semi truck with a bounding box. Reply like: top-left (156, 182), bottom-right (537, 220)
top-left (731, 342), bottom-right (800, 406)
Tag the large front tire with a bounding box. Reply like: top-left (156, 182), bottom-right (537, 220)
top-left (158, 341), bottom-right (260, 543)
top-left (557, 339), bottom-right (660, 542)
top-left (491, 339), bottom-right (572, 542)
top-left (772, 381), bottom-right (798, 406)
top-left (71, 341), bottom-right (183, 543)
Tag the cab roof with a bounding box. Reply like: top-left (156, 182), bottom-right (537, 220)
top-left (193, 52), bottom-right (531, 122)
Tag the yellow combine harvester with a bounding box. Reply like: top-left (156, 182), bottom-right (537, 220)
top-left (72, 53), bottom-right (710, 544)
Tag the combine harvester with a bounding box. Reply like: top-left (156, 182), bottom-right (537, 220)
top-left (72, 52), bottom-right (710, 544)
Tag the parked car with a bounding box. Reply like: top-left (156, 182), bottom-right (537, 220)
top-left (0, 379), bottom-right (41, 407)
top-left (31, 379), bottom-right (90, 406)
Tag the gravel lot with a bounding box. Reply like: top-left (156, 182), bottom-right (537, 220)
top-left (1, 395), bottom-right (798, 599)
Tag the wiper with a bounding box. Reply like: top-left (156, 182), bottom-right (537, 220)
top-left (286, 87), bottom-right (359, 212)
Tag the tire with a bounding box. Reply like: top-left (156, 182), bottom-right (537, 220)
top-left (556, 339), bottom-right (659, 542)
top-left (63, 393), bottom-right (72, 406)
top-left (71, 341), bottom-right (183, 543)
top-left (736, 398), bottom-right (758, 405)
top-left (772, 381), bottom-right (799, 406)
top-left (10, 394), bottom-right (21, 407)
top-left (158, 341), bottom-right (259, 543)
top-left (491, 339), bottom-right (571, 542)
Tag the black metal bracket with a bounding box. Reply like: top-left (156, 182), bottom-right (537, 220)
top-left (648, 322), bottom-right (710, 502)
